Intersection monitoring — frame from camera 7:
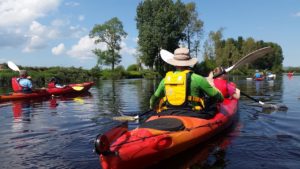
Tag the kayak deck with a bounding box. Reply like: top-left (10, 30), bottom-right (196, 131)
top-left (96, 98), bottom-right (238, 169)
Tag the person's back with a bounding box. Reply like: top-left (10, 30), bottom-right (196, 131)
top-left (150, 48), bottom-right (223, 119)
top-left (213, 67), bottom-right (240, 99)
top-left (48, 77), bottom-right (65, 88)
top-left (12, 70), bottom-right (32, 93)
top-left (254, 70), bottom-right (262, 78)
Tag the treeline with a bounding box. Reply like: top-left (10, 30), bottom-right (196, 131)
top-left (194, 29), bottom-right (284, 76)
top-left (0, 64), bottom-right (158, 87)
top-left (133, 0), bottom-right (283, 76)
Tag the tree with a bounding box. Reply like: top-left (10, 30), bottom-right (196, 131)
top-left (136, 0), bottom-right (188, 72)
top-left (182, 2), bottom-right (203, 58)
top-left (89, 17), bottom-right (127, 71)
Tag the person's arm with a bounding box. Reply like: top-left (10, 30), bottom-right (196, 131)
top-left (194, 74), bottom-right (224, 102)
top-left (149, 79), bottom-right (165, 109)
top-left (228, 82), bottom-right (240, 99)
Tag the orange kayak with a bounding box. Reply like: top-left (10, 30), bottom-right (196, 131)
top-left (95, 98), bottom-right (238, 169)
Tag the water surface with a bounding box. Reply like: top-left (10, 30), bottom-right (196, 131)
top-left (0, 76), bottom-right (299, 169)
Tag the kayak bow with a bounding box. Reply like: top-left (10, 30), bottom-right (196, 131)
top-left (95, 98), bottom-right (238, 169)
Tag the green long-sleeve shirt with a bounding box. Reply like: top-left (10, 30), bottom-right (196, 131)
top-left (150, 72), bottom-right (224, 109)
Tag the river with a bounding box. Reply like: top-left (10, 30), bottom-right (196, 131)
top-left (0, 75), bottom-right (299, 169)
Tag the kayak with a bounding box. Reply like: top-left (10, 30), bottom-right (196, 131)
top-left (254, 77), bottom-right (264, 81)
top-left (0, 89), bottom-right (50, 102)
top-left (47, 82), bottom-right (94, 96)
top-left (95, 98), bottom-right (238, 169)
top-left (69, 82), bottom-right (94, 93)
top-left (1, 82), bottom-right (94, 102)
top-left (266, 74), bottom-right (276, 80)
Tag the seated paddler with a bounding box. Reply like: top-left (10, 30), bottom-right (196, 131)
top-left (11, 70), bottom-right (33, 93)
top-left (150, 47), bottom-right (224, 119)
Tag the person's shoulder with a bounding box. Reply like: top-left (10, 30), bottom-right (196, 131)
top-left (191, 73), bottom-right (205, 80)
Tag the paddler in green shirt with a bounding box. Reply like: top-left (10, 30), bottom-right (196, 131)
top-left (150, 47), bottom-right (223, 119)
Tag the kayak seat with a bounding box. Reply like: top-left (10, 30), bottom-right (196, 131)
top-left (139, 118), bottom-right (185, 131)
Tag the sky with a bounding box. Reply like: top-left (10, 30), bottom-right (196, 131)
top-left (0, 0), bottom-right (299, 69)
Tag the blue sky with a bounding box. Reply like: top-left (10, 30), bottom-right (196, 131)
top-left (0, 0), bottom-right (299, 69)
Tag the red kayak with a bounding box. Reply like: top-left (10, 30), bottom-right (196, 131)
top-left (47, 82), bottom-right (94, 96)
top-left (1, 82), bottom-right (94, 102)
top-left (95, 98), bottom-right (238, 169)
top-left (0, 89), bottom-right (50, 102)
top-left (254, 77), bottom-right (264, 81)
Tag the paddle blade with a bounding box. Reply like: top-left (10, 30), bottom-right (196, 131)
top-left (225, 47), bottom-right (273, 72)
top-left (262, 103), bottom-right (288, 112)
top-left (113, 115), bottom-right (139, 121)
top-left (160, 49), bottom-right (174, 62)
top-left (72, 86), bottom-right (84, 91)
top-left (7, 61), bottom-right (20, 72)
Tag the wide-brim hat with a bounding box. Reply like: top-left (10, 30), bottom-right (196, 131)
top-left (165, 48), bottom-right (198, 67)
top-left (19, 70), bottom-right (28, 76)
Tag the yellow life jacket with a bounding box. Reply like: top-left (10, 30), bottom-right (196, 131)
top-left (157, 70), bottom-right (205, 112)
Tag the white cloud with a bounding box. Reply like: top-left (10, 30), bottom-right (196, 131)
top-left (78, 15), bottom-right (85, 21)
top-left (29, 21), bottom-right (47, 36)
top-left (51, 19), bottom-right (69, 27)
top-left (65, 1), bottom-right (80, 7)
top-left (67, 35), bottom-right (107, 60)
top-left (23, 35), bottom-right (47, 52)
top-left (295, 12), bottom-right (300, 17)
top-left (120, 40), bottom-right (137, 56)
top-left (0, 0), bottom-right (60, 27)
top-left (52, 43), bottom-right (65, 55)
top-left (0, 0), bottom-right (60, 48)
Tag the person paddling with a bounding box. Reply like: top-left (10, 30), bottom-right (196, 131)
top-left (254, 69), bottom-right (263, 79)
top-left (48, 77), bottom-right (66, 88)
top-left (213, 67), bottom-right (240, 99)
top-left (150, 47), bottom-right (223, 119)
top-left (11, 70), bottom-right (33, 93)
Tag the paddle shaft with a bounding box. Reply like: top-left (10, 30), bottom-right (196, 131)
top-left (240, 91), bottom-right (264, 105)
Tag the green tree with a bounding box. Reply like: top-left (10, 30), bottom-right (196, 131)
top-left (136, 0), bottom-right (188, 72)
top-left (182, 2), bottom-right (203, 58)
top-left (89, 17), bottom-right (127, 71)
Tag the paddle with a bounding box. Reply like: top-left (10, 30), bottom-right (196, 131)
top-left (113, 109), bottom-right (154, 121)
top-left (114, 47), bottom-right (276, 121)
top-left (160, 47), bottom-right (287, 110)
top-left (160, 47), bottom-right (273, 78)
top-left (240, 91), bottom-right (288, 111)
top-left (7, 61), bottom-right (20, 72)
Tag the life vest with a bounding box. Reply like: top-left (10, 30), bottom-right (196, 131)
top-left (11, 77), bottom-right (31, 93)
top-left (48, 82), bottom-right (56, 88)
top-left (158, 70), bottom-right (205, 112)
top-left (11, 77), bottom-right (23, 92)
top-left (213, 78), bottom-right (229, 98)
top-left (255, 72), bottom-right (262, 78)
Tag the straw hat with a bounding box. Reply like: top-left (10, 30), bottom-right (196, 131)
top-left (19, 70), bottom-right (28, 77)
top-left (165, 48), bottom-right (198, 67)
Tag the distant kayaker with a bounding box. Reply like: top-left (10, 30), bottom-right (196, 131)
top-left (213, 67), bottom-right (240, 99)
top-left (150, 47), bottom-right (224, 119)
top-left (254, 69), bottom-right (263, 79)
top-left (11, 70), bottom-right (33, 93)
top-left (48, 77), bottom-right (66, 88)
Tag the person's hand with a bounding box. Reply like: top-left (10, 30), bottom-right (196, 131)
top-left (206, 71), bottom-right (215, 87)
